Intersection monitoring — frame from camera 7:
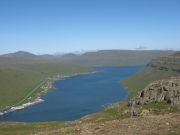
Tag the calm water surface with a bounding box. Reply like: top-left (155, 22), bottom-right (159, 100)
top-left (0, 66), bottom-right (143, 122)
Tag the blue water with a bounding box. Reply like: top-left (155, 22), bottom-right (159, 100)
top-left (0, 66), bottom-right (143, 122)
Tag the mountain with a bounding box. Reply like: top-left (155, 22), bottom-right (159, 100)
top-left (59, 50), bottom-right (175, 66)
top-left (1, 50), bottom-right (174, 67)
top-left (1, 51), bottom-right (56, 60)
top-left (60, 53), bottom-right (79, 59)
top-left (1, 51), bottom-right (37, 58)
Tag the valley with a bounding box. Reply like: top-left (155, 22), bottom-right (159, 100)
top-left (0, 51), bottom-right (180, 135)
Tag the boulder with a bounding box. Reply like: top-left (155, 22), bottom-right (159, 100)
top-left (135, 77), bottom-right (180, 106)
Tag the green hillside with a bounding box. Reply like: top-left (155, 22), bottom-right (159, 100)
top-left (0, 53), bottom-right (92, 110)
top-left (122, 52), bottom-right (180, 98)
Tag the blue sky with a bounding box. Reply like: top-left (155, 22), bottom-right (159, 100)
top-left (0, 0), bottom-right (179, 54)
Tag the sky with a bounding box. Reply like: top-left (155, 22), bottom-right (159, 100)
top-left (0, 0), bottom-right (179, 54)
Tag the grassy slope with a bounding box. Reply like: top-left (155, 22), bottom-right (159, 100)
top-left (0, 122), bottom-right (76, 135)
top-left (122, 67), bottom-right (180, 98)
top-left (0, 68), bottom-right (43, 109)
top-left (0, 62), bottom-right (92, 110)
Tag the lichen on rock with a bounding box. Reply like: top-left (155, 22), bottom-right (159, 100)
top-left (134, 77), bottom-right (180, 106)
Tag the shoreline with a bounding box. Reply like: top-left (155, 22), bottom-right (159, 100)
top-left (0, 71), bottom-right (97, 116)
top-left (52, 71), bottom-right (97, 80)
top-left (0, 97), bottom-right (44, 116)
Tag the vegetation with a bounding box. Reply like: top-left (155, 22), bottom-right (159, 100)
top-left (162, 133), bottom-right (180, 135)
top-left (0, 68), bottom-right (43, 109)
top-left (122, 51), bottom-right (180, 99)
top-left (81, 102), bottom-right (129, 123)
top-left (139, 102), bottom-right (179, 115)
top-left (0, 122), bottom-right (76, 135)
top-left (0, 56), bottom-right (92, 110)
top-left (122, 67), bottom-right (180, 98)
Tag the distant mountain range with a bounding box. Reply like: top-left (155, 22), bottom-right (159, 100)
top-left (0, 50), bottom-right (175, 66)
top-left (2, 51), bottom-right (36, 58)
top-left (1, 51), bottom-right (54, 59)
top-left (59, 50), bottom-right (175, 66)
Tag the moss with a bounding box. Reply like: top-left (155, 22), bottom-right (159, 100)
top-left (63, 127), bottom-right (75, 135)
top-left (162, 132), bottom-right (180, 135)
top-left (0, 122), bottom-right (76, 135)
top-left (81, 102), bottom-right (130, 123)
top-left (140, 102), bottom-right (179, 114)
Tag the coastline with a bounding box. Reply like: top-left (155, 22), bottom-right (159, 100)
top-left (0, 71), bottom-right (97, 116)
top-left (0, 98), bottom-right (44, 116)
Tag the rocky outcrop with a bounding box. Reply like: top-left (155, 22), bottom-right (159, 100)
top-left (133, 77), bottom-right (180, 106)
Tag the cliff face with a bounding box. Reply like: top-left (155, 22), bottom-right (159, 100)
top-left (147, 51), bottom-right (180, 73)
top-left (135, 77), bottom-right (180, 106)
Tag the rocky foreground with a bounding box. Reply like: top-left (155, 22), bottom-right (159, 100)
top-left (32, 113), bottom-right (179, 135)
top-left (124, 77), bottom-right (180, 116)
top-left (73, 77), bottom-right (180, 135)
top-left (135, 77), bottom-right (180, 106)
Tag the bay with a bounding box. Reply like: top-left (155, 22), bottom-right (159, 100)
top-left (0, 66), bottom-right (143, 122)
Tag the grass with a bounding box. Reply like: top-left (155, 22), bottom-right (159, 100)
top-left (0, 122), bottom-right (76, 135)
top-left (0, 68), bottom-right (44, 109)
top-left (122, 67), bottom-right (180, 99)
top-left (85, 102), bottom-right (179, 123)
top-left (162, 132), bottom-right (180, 135)
top-left (140, 102), bottom-right (179, 114)
top-left (81, 102), bottom-right (130, 123)
top-left (0, 62), bottom-right (92, 110)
